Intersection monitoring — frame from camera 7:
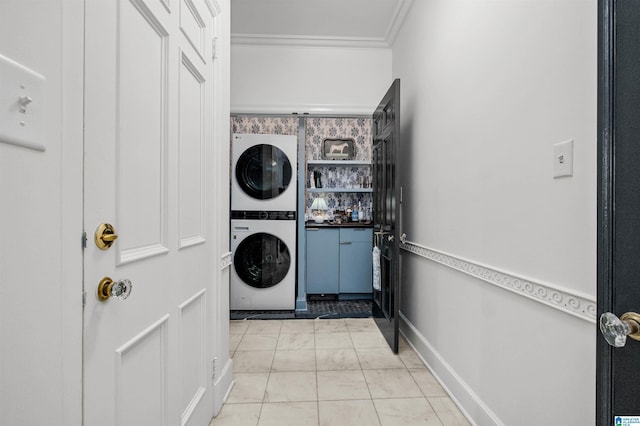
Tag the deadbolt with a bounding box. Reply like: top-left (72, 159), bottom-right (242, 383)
top-left (94, 223), bottom-right (118, 250)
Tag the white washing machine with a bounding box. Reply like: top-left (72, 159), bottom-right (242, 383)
top-left (230, 218), bottom-right (296, 310)
top-left (231, 133), bottom-right (298, 212)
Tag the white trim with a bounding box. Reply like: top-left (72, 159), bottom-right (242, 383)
top-left (400, 312), bottom-right (501, 426)
top-left (212, 357), bottom-right (234, 416)
top-left (384, 0), bottom-right (415, 46)
top-left (230, 103), bottom-right (375, 116)
top-left (400, 241), bottom-right (597, 324)
top-left (231, 33), bottom-right (389, 48)
top-left (220, 251), bottom-right (232, 270)
top-left (230, 0), bottom-right (415, 49)
top-left (204, 0), bottom-right (222, 17)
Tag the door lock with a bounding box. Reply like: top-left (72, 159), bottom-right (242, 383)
top-left (94, 223), bottom-right (118, 250)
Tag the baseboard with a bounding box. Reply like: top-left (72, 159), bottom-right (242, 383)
top-left (212, 357), bottom-right (234, 416)
top-left (399, 312), bottom-right (504, 426)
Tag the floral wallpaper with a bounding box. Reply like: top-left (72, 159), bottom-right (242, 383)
top-left (231, 116), bottom-right (299, 135)
top-left (304, 117), bottom-right (373, 219)
top-left (305, 117), bottom-right (372, 161)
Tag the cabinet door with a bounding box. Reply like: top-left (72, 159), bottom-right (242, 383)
top-left (339, 229), bottom-right (373, 294)
top-left (306, 228), bottom-right (339, 294)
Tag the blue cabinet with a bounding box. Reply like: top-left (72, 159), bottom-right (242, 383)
top-left (306, 228), bottom-right (339, 294)
top-left (305, 227), bottom-right (372, 297)
top-left (339, 228), bottom-right (373, 294)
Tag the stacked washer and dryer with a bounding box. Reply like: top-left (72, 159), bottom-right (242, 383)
top-left (230, 133), bottom-right (298, 310)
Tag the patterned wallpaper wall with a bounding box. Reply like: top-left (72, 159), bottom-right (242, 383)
top-left (231, 116), bottom-right (299, 135)
top-left (305, 117), bottom-right (371, 161)
top-left (304, 117), bottom-right (372, 218)
top-left (230, 115), bottom-right (373, 220)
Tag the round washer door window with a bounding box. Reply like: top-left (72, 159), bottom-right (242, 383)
top-left (235, 144), bottom-right (293, 200)
top-left (234, 232), bottom-right (291, 289)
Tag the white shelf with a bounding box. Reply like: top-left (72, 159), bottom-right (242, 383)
top-left (307, 160), bottom-right (371, 166)
top-left (308, 188), bottom-right (373, 193)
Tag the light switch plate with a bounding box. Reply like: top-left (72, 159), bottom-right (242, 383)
top-left (0, 54), bottom-right (46, 152)
top-left (553, 139), bottom-right (573, 178)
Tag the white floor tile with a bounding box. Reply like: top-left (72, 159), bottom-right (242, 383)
top-left (409, 369), bottom-right (448, 397)
top-left (217, 319), bottom-right (469, 426)
top-left (363, 368), bottom-right (423, 399)
top-left (277, 332), bottom-right (315, 350)
top-left (226, 372), bottom-right (269, 404)
top-left (237, 333), bottom-right (279, 351)
top-left (280, 319), bottom-right (315, 334)
top-left (317, 370), bottom-right (371, 401)
top-left (315, 332), bottom-right (353, 349)
top-left (373, 398), bottom-right (443, 426)
top-left (246, 320), bottom-right (282, 334)
top-left (264, 371), bottom-right (317, 402)
top-left (428, 397), bottom-right (470, 426)
top-left (232, 350), bottom-right (275, 373)
top-left (318, 400), bottom-right (381, 426)
top-left (271, 350), bottom-right (316, 372)
top-left (316, 348), bottom-right (361, 371)
top-left (356, 347), bottom-right (406, 369)
top-left (210, 402), bottom-right (261, 426)
top-left (258, 402), bottom-right (318, 426)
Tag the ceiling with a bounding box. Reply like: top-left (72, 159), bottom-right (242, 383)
top-left (230, 0), bottom-right (414, 48)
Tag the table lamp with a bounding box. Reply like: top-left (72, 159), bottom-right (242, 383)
top-left (310, 196), bottom-right (328, 223)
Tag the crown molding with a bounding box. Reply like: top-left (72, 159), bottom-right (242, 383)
top-left (385, 0), bottom-right (415, 46)
top-left (231, 0), bottom-right (415, 49)
top-left (231, 103), bottom-right (375, 116)
top-left (231, 33), bottom-right (390, 49)
top-left (400, 241), bottom-right (597, 323)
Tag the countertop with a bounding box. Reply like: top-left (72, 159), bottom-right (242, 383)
top-left (305, 220), bottom-right (373, 229)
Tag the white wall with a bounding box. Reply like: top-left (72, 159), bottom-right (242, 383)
top-left (0, 1), bottom-right (83, 424)
top-left (393, 0), bottom-right (596, 424)
top-left (231, 44), bottom-right (392, 114)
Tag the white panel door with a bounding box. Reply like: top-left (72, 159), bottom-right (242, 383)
top-left (83, 0), bottom-right (216, 425)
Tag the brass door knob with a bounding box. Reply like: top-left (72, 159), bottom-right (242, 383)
top-left (600, 312), bottom-right (640, 347)
top-left (95, 223), bottom-right (118, 250)
top-left (97, 277), bottom-right (133, 301)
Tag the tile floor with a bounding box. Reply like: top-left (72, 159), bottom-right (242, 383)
top-left (210, 318), bottom-right (470, 426)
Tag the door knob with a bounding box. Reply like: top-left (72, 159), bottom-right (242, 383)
top-left (95, 223), bottom-right (119, 250)
top-left (97, 277), bottom-right (133, 301)
top-left (599, 312), bottom-right (640, 347)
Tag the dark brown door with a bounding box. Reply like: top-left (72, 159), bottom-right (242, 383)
top-left (597, 0), bottom-right (640, 423)
top-left (372, 79), bottom-right (401, 353)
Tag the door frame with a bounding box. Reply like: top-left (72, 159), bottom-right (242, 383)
top-left (595, 0), bottom-right (613, 417)
top-left (597, 0), bottom-right (627, 422)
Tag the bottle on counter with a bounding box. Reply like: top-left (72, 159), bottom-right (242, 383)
top-left (352, 204), bottom-right (359, 222)
top-left (346, 206), bottom-right (352, 222)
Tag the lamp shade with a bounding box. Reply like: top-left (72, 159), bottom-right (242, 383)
top-left (310, 197), bottom-right (328, 211)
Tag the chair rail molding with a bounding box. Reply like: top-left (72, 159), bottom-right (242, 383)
top-left (400, 241), bottom-right (596, 323)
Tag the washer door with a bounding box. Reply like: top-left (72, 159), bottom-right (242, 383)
top-left (234, 232), bottom-right (291, 288)
top-left (235, 144), bottom-right (293, 200)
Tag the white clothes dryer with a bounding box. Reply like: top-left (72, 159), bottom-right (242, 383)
top-left (231, 133), bottom-right (298, 212)
top-left (230, 218), bottom-right (296, 310)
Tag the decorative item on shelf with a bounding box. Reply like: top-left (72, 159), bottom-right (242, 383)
top-left (314, 170), bottom-right (323, 188)
top-left (310, 196), bottom-right (329, 223)
top-left (322, 138), bottom-right (355, 160)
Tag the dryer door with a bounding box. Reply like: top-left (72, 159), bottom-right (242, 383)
top-left (233, 232), bottom-right (291, 288)
top-left (235, 144), bottom-right (293, 201)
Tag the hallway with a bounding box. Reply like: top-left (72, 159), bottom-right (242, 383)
top-left (211, 318), bottom-right (469, 425)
